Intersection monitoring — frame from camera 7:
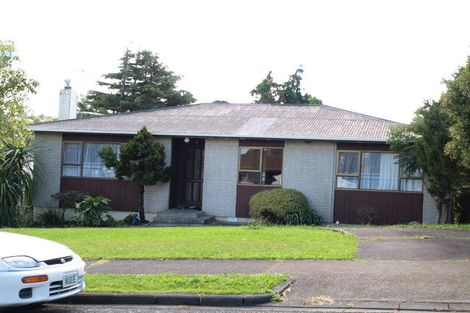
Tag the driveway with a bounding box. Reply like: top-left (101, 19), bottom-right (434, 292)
top-left (275, 227), bottom-right (470, 308)
top-left (347, 227), bottom-right (470, 260)
top-left (86, 227), bottom-right (470, 309)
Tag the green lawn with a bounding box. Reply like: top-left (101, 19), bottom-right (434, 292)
top-left (85, 273), bottom-right (289, 295)
top-left (5, 226), bottom-right (357, 260)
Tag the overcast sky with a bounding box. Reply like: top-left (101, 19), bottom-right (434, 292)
top-left (2, 0), bottom-right (469, 123)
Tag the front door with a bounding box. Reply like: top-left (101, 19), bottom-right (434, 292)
top-left (170, 138), bottom-right (205, 209)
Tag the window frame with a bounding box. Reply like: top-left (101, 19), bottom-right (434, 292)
top-left (61, 141), bottom-right (122, 180)
top-left (336, 150), bottom-right (361, 189)
top-left (399, 167), bottom-right (424, 192)
top-left (335, 149), bottom-right (423, 193)
top-left (238, 146), bottom-right (284, 187)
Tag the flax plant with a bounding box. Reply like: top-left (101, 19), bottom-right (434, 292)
top-left (0, 140), bottom-right (35, 227)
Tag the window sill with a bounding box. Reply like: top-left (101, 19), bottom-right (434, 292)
top-left (237, 183), bottom-right (281, 188)
top-left (335, 188), bottom-right (423, 194)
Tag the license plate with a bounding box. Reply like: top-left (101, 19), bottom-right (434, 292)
top-left (62, 271), bottom-right (79, 288)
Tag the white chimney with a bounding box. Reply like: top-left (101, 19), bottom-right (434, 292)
top-left (58, 79), bottom-right (77, 120)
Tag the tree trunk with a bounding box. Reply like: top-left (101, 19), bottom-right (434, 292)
top-left (138, 185), bottom-right (145, 223)
top-left (436, 200), bottom-right (443, 224)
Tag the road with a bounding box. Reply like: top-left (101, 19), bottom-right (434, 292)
top-left (0, 303), bottom-right (436, 313)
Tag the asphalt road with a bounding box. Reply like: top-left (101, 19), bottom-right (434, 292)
top-left (0, 304), bottom-right (433, 313)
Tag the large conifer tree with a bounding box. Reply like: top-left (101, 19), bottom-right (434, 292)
top-left (79, 49), bottom-right (195, 114)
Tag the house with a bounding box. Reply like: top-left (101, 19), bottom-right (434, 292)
top-left (30, 100), bottom-right (439, 225)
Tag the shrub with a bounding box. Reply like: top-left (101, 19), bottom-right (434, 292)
top-left (39, 208), bottom-right (62, 227)
top-left (249, 188), bottom-right (322, 225)
top-left (73, 196), bottom-right (111, 227)
top-left (50, 190), bottom-right (87, 226)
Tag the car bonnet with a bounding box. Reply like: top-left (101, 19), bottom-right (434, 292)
top-left (0, 232), bottom-right (74, 262)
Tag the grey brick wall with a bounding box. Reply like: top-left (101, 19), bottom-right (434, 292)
top-left (202, 139), bottom-right (238, 217)
top-left (144, 137), bottom-right (172, 214)
top-left (422, 183), bottom-right (439, 224)
top-left (282, 141), bottom-right (336, 222)
top-left (32, 133), bottom-right (63, 208)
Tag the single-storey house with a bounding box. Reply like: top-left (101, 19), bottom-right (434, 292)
top-left (30, 102), bottom-right (439, 225)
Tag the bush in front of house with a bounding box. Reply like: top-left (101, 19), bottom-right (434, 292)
top-left (249, 188), bottom-right (322, 225)
top-left (73, 195), bottom-right (111, 227)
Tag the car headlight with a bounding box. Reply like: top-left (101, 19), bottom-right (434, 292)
top-left (2, 256), bottom-right (39, 268)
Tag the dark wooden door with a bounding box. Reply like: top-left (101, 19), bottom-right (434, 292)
top-left (170, 138), bottom-right (204, 209)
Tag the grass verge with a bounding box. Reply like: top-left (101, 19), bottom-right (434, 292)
top-left (390, 224), bottom-right (470, 230)
top-left (5, 226), bottom-right (357, 260)
top-left (85, 273), bottom-right (289, 295)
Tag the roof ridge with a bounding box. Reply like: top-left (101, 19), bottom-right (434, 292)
top-left (320, 104), bottom-right (400, 124)
top-left (30, 103), bottom-right (202, 126)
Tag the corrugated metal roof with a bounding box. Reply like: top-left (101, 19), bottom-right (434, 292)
top-left (30, 103), bottom-right (400, 142)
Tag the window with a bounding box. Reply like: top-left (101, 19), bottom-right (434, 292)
top-left (62, 143), bottom-right (81, 177)
top-left (83, 143), bottom-right (120, 178)
top-left (336, 151), bottom-right (359, 189)
top-left (361, 152), bottom-right (399, 191)
top-left (336, 150), bottom-right (423, 192)
top-left (62, 142), bottom-right (120, 178)
top-left (239, 147), bottom-right (282, 185)
top-left (400, 168), bottom-right (423, 192)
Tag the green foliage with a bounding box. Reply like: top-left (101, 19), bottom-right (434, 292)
top-left (79, 49), bottom-right (195, 114)
top-left (50, 190), bottom-right (87, 226)
top-left (0, 40), bottom-right (38, 147)
top-left (249, 189), bottom-right (322, 225)
top-left (250, 68), bottom-right (322, 105)
top-left (99, 127), bottom-right (169, 222)
top-left (388, 101), bottom-right (467, 222)
top-left (442, 56), bottom-right (470, 170)
top-left (39, 208), bottom-right (62, 227)
top-left (0, 140), bottom-right (35, 227)
top-left (26, 114), bottom-right (57, 124)
top-left (73, 195), bottom-right (111, 227)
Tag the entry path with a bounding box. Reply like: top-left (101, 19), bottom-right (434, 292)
top-left (86, 227), bottom-right (470, 309)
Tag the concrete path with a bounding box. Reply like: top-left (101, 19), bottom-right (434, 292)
top-left (86, 227), bottom-right (470, 309)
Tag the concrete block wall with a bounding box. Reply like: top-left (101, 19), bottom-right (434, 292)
top-left (202, 139), bottom-right (239, 217)
top-left (144, 137), bottom-right (172, 214)
top-left (32, 133), bottom-right (63, 208)
top-left (422, 183), bottom-right (439, 224)
top-left (282, 141), bottom-right (336, 223)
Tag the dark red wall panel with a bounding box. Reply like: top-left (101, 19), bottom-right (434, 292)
top-left (337, 142), bottom-right (390, 151)
top-left (236, 185), bottom-right (280, 218)
top-left (334, 189), bottom-right (423, 225)
top-left (61, 177), bottom-right (140, 212)
top-left (63, 133), bottom-right (133, 143)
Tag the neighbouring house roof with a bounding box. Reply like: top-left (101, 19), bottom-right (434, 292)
top-left (30, 103), bottom-right (400, 142)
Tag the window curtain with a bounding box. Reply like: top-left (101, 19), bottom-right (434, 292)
top-left (63, 143), bottom-right (81, 177)
top-left (361, 153), bottom-right (399, 190)
top-left (83, 143), bottom-right (119, 178)
top-left (401, 179), bottom-right (422, 192)
top-left (338, 152), bottom-right (358, 174)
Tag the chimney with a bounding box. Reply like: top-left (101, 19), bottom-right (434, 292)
top-left (58, 79), bottom-right (77, 120)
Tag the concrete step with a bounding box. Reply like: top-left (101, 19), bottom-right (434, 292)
top-left (153, 209), bottom-right (214, 224)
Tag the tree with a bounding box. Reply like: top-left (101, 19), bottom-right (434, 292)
top-left (79, 49), bottom-right (195, 114)
top-left (99, 127), bottom-right (169, 222)
top-left (26, 114), bottom-right (57, 124)
top-left (0, 139), bottom-right (35, 227)
top-left (442, 56), bottom-right (470, 170)
top-left (388, 101), bottom-right (467, 223)
top-left (0, 40), bottom-right (38, 147)
top-left (250, 67), bottom-right (322, 104)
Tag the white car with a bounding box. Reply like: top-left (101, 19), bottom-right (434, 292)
top-left (0, 231), bottom-right (86, 307)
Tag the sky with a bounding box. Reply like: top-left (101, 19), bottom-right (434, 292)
top-left (1, 0), bottom-right (469, 123)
